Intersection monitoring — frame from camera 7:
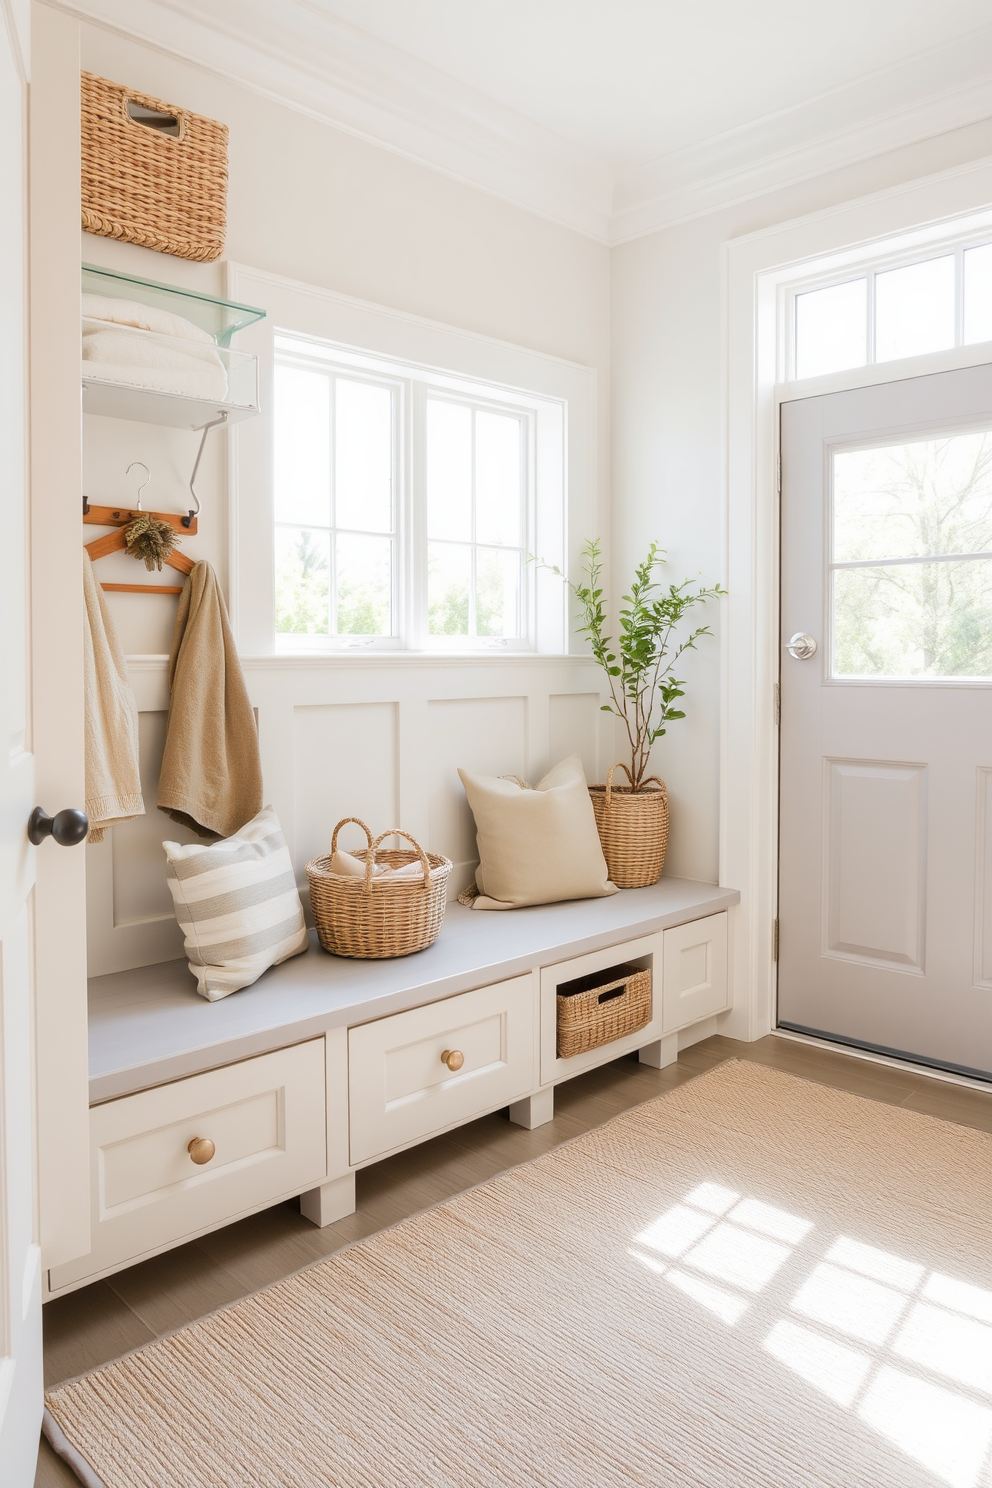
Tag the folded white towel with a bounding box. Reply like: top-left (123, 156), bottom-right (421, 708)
top-left (328, 848), bottom-right (388, 877)
top-left (82, 292), bottom-right (216, 344)
top-left (83, 330), bottom-right (228, 401)
top-left (328, 848), bottom-right (424, 879)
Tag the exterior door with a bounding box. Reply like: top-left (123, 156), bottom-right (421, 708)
top-left (779, 362), bottom-right (992, 1079)
top-left (0, 2), bottom-right (43, 1480)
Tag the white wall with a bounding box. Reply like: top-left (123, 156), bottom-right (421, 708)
top-left (611, 115), bottom-right (992, 885)
top-left (79, 21), bottom-right (612, 976)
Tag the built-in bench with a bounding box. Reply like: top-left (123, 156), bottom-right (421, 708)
top-left (49, 878), bottom-right (738, 1300)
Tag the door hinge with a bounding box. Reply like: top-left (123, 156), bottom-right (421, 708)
top-left (774, 681), bottom-right (780, 726)
top-left (776, 452), bottom-right (782, 495)
top-left (772, 918), bottom-right (779, 962)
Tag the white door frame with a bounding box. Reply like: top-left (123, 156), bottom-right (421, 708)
top-left (721, 153), bottom-right (992, 1043)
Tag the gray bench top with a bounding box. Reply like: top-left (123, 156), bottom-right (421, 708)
top-left (88, 877), bottom-right (739, 1103)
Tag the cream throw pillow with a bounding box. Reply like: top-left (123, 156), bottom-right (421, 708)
top-left (458, 754), bottom-right (617, 910)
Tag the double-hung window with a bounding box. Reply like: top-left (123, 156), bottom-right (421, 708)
top-left (272, 334), bottom-right (551, 653)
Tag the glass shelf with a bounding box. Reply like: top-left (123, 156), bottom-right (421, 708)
top-left (81, 264), bottom-right (266, 346)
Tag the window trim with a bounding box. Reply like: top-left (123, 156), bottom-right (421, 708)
top-left (226, 266), bottom-right (597, 659)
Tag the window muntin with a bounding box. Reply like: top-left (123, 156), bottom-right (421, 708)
top-left (272, 337), bottom-right (541, 652)
top-left (829, 430), bottom-right (992, 680)
top-left (792, 237), bottom-right (992, 381)
top-left (274, 363), bottom-right (396, 643)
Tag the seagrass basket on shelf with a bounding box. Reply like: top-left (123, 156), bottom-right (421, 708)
top-left (306, 818), bottom-right (451, 960)
top-left (81, 72), bottom-right (228, 262)
top-left (589, 763), bottom-right (669, 889)
top-left (556, 961), bottom-right (652, 1059)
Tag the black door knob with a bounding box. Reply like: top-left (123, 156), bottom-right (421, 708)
top-left (28, 807), bottom-right (89, 847)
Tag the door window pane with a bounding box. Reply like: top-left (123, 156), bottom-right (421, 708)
top-left (833, 561), bottom-right (992, 678)
top-left (336, 533), bottom-right (391, 635)
top-left (275, 527), bottom-right (330, 635)
top-left (274, 367), bottom-right (330, 527)
top-left (831, 430), bottom-right (992, 679)
top-left (834, 434), bottom-right (992, 563)
top-left (335, 380), bottom-right (392, 533)
top-left (795, 279), bottom-right (867, 380)
top-left (875, 256), bottom-right (955, 363)
top-left (427, 400), bottom-right (472, 541)
top-left (964, 244), bottom-right (992, 346)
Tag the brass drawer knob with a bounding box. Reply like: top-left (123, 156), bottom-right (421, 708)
top-left (188, 1137), bottom-right (215, 1165)
top-left (440, 1049), bottom-right (464, 1072)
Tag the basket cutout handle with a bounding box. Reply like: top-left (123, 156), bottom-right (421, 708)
top-left (598, 985), bottom-right (627, 1004)
top-left (365, 828), bottom-right (432, 894)
top-left (604, 763), bottom-right (668, 809)
top-left (125, 97), bottom-right (183, 139)
top-left (330, 818), bottom-right (374, 859)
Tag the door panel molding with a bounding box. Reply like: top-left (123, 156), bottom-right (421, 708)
top-left (822, 758), bottom-right (927, 974)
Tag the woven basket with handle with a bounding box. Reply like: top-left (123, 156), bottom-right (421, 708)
top-left (588, 763), bottom-right (669, 889)
top-left (81, 72), bottom-right (228, 262)
top-left (556, 961), bottom-right (652, 1059)
top-left (306, 819), bottom-right (451, 960)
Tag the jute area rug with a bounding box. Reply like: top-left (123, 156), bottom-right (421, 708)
top-left (45, 1061), bottom-right (992, 1488)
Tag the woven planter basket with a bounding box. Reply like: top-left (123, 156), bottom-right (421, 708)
top-left (589, 763), bottom-right (669, 889)
top-left (556, 961), bottom-right (652, 1059)
top-left (306, 818), bottom-right (451, 960)
top-left (81, 72), bottom-right (228, 262)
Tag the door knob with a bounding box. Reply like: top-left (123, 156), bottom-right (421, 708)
top-left (785, 632), bottom-right (818, 660)
top-left (440, 1049), bottom-right (465, 1072)
top-left (28, 806), bottom-right (89, 846)
top-left (187, 1137), bottom-right (215, 1165)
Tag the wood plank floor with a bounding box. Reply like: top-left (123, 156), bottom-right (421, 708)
top-left (35, 1032), bottom-right (992, 1486)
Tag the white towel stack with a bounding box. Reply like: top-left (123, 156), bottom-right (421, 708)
top-left (82, 293), bottom-right (228, 401)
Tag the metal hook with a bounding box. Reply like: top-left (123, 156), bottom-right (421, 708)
top-left (184, 412), bottom-right (228, 527)
top-left (125, 461), bottom-right (150, 511)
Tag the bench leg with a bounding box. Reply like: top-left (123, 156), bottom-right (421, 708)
top-left (639, 1034), bottom-right (679, 1069)
top-left (509, 1086), bottom-right (554, 1130)
top-left (300, 1172), bottom-right (356, 1227)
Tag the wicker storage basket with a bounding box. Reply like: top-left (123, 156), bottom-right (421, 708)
top-left (306, 818), bottom-right (451, 960)
top-left (556, 961), bottom-right (652, 1059)
top-left (81, 72), bottom-right (228, 262)
top-left (589, 763), bottom-right (669, 889)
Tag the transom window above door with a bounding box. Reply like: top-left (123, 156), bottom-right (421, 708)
top-left (272, 334), bottom-right (556, 654)
top-left (791, 239), bottom-right (992, 381)
top-left (829, 428), bottom-right (992, 681)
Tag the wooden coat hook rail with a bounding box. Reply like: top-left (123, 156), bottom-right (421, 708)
top-left (83, 499), bottom-right (198, 595)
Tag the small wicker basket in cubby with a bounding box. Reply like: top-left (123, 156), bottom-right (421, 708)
top-left (556, 960), bottom-right (652, 1059)
top-left (81, 72), bottom-right (228, 262)
top-left (306, 818), bottom-right (451, 960)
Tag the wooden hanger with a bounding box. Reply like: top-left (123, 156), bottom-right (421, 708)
top-left (83, 463), bottom-right (198, 594)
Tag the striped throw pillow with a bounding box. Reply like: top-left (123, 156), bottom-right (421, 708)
top-left (163, 805), bottom-right (309, 1000)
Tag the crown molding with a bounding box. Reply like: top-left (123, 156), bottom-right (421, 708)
top-left (51, 0), bottom-right (992, 247)
top-left (610, 28), bottom-right (992, 242)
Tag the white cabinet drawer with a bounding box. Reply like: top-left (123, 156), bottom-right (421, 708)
top-left (49, 1039), bottom-right (327, 1292)
top-left (349, 975), bottom-right (536, 1164)
top-left (662, 912), bottom-right (729, 1031)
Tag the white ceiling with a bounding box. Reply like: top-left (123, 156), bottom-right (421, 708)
top-left (70, 0), bottom-right (992, 240)
top-left (313, 0), bottom-right (992, 168)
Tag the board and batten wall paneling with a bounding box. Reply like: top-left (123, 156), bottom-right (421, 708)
top-left (86, 657), bottom-right (611, 976)
top-left (427, 697), bottom-right (528, 886)
top-left (294, 703), bottom-right (399, 868)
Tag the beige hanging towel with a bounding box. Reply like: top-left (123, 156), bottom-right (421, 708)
top-left (158, 561), bottom-right (262, 839)
top-left (82, 552), bottom-right (144, 843)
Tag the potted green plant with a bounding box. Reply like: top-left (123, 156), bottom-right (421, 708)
top-left (543, 539), bottom-right (724, 887)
